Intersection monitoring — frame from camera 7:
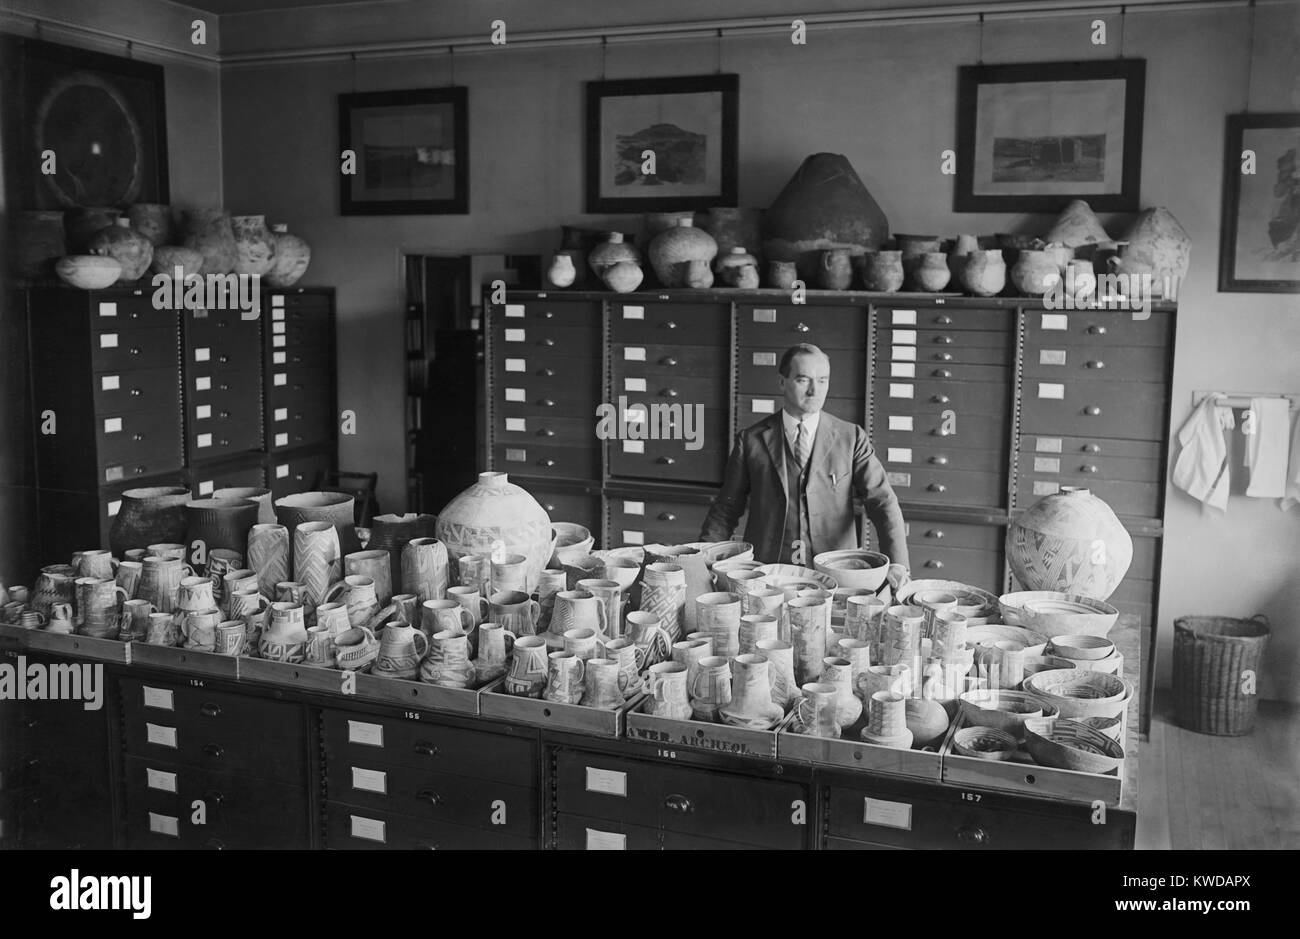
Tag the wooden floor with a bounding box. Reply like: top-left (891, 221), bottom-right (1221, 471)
top-left (1136, 692), bottom-right (1300, 850)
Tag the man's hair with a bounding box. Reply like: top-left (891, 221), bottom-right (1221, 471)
top-left (778, 343), bottom-right (829, 377)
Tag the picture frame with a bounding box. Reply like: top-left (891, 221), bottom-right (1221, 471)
top-left (585, 74), bottom-right (738, 213)
top-left (955, 59), bottom-right (1145, 213)
top-left (1218, 112), bottom-right (1300, 293)
top-left (338, 87), bottom-right (468, 215)
top-left (1, 35), bottom-right (169, 210)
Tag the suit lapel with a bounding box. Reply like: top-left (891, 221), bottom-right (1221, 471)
top-left (810, 413), bottom-right (838, 475)
top-left (760, 413), bottom-right (788, 497)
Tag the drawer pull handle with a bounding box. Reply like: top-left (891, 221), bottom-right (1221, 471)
top-left (1087, 325), bottom-right (1107, 335)
top-left (793, 322), bottom-right (810, 333)
top-left (539, 368), bottom-right (555, 377)
top-left (929, 456), bottom-right (948, 466)
top-left (924, 559), bottom-right (944, 569)
top-left (537, 429), bottom-right (555, 437)
top-left (25, 757), bottom-right (40, 769)
top-left (931, 395), bottom-right (950, 404)
top-left (664, 794), bottom-right (694, 814)
top-left (22, 717), bottom-right (38, 730)
top-left (540, 398), bottom-right (555, 407)
top-left (1081, 464), bottom-right (1099, 473)
top-left (199, 703), bottom-right (222, 717)
top-left (293, 384), bottom-right (303, 391)
top-left (414, 744), bottom-right (440, 757)
top-left (543, 311), bottom-right (554, 319)
top-left (933, 369), bottom-right (952, 379)
top-left (657, 457), bottom-right (676, 465)
top-left (132, 433), bottom-right (144, 442)
top-left (135, 467), bottom-right (146, 475)
top-left (218, 384), bottom-right (230, 391)
top-left (956, 825), bottom-right (989, 845)
top-left (660, 388), bottom-right (679, 398)
top-left (658, 512), bottom-right (676, 522)
top-left (219, 411), bottom-right (231, 419)
top-left (660, 357), bottom-right (678, 366)
top-left (935, 352), bottom-right (953, 362)
top-left (660, 321), bottom-right (678, 330)
top-left (292, 355), bottom-right (302, 363)
top-left (538, 459), bottom-right (556, 467)
top-left (1086, 360), bottom-right (1105, 369)
top-left (936, 315), bottom-right (952, 325)
top-left (204, 790), bottom-right (226, 805)
top-left (925, 529), bottom-right (944, 539)
top-left (934, 335), bottom-right (953, 345)
top-left (416, 789), bottom-right (444, 806)
top-left (130, 388), bottom-right (142, 397)
top-left (219, 438), bottom-right (230, 446)
top-left (1083, 444), bottom-right (1101, 453)
top-left (218, 355), bottom-right (230, 364)
top-left (933, 428), bottom-right (952, 437)
top-left (1085, 406), bottom-right (1101, 416)
top-left (129, 346), bottom-right (141, 355)
top-left (540, 338), bottom-right (555, 347)
top-left (202, 743), bottom-right (224, 758)
top-left (927, 483), bottom-right (946, 493)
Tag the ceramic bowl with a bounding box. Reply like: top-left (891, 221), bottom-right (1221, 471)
top-left (1021, 654), bottom-right (1078, 678)
top-left (55, 254), bottom-right (122, 289)
top-left (690, 541), bottom-right (755, 567)
top-left (756, 564), bottom-right (838, 593)
top-left (1024, 717), bottom-right (1125, 773)
top-left (1023, 668), bottom-right (1133, 720)
top-left (896, 580), bottom-right (1000, 621)
top-left (550, 523), bottom-right (594, 566)
top-left (952, 725), bottom-right (1019, 761)
top-left (966, 623), bottom-right (1050, 656)
top-left (813, 549), bottom-right (890, 590)
top-left (1000, 591), bottom-right (1119, 637)
top-left (1079, 715), bottom-right (1123, 740)
top-left (1048, 633), bottom-right (1115, 661)
top-left (958, 689), bottom-right (1059, 737)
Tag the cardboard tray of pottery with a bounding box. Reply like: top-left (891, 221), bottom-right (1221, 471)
top-left (938, 708), bottom-right (1126, 806)
top-left (776, 709), bottom-right (945, 780)
top-left (0, 624), bottom-right (134, 664)
top-left (239, 657), bottom-right (486, 715)
top-left (129, 642), bottom-right (240, 679)
top-left (481, 684), bottom-right (644, 736)
top-left (624, 698), bottom-right (796, 760)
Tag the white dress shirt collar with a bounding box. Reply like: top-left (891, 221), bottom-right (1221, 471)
top-left (782, 409), bottom-right (821, 448)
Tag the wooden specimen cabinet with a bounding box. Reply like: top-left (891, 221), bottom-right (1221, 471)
top-left (485, 289), bottom-right (1175, 733)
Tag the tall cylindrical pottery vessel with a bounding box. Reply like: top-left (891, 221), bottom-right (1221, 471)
top-left (434, 472), bottom-right (553, 595)
top-left (369, 513), bottom-right (438, 594)
top-left (293, 521), bottom-right (342, 621)
top-left (212, 487), bottom-right (275, 525)
top-left (1006, 487), bottom-right (1132, 601)
top-left (274, 491), bottom-right (360, 555)
top-left (109, 486), bottom-right (191, 556)
top-left (185, 499), bottom-right (260, 570)
top-left (247, 523), bottom-right (290, 600)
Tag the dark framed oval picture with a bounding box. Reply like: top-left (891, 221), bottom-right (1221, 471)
top-left (338, 87), bottom-right (468, 215)
top-left (585, 74), bottom-right (738, 213)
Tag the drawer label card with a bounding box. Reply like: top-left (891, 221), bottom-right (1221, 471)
top-left (1037, 382), bottom-right (1065, 400)
top-left (891, 309), bottom-right (918, 325)
top-left (274, 373), bottom-right (287, 386)
top-left (276, 464), bottom-right (290, 479)
top-left (505, 388), bottom-right (526, 402)
top-left (196, 377), bottom-right (211, 391)
top-left (1035, 437), bottom-right (1063, 453)
top-left (505, 448), bottom-right (526, 462)
top-left (107, 500), bottom-right (121, 517)
top-left (888, 415), bottom-right (914, 432)
top-left (887, 447), bottom-right (912, 464)
top-left (148, 812), bottom-right (180, 837)
top-left (586, 828), bottom-right (627, 850)
top-left (584, 767), bottom-right (627, 797)
top-left (504, 303), bottom-right (525, 318)
top-left (505, 358), bottom-right (526, 372)
top-left (196, 405), bottom-right (212, 420)
top-left (103, 417), bottom-right (123, 434)
top-left (623, 500), bottom-right (644, 516)
top-left (887, 472), bottom-right (911, 488)
top-left (146, 768), bottom-right (177, 792)
top-left (142, 686), bottom-right (174, 710)
top-left (195, 347), bottom-right (211, 362)
top-left (892, 345), bottom-right (916, 362)
top-left (274, 407), bottom-right (289, 421)
top-left (197, 433), bottom-right (213, 449)
top-left (273, 335), bottom-right (286, 348)
top-left (624, 347), bottom-right (646, 361)
top-left (272, 308), bottom-right (285, 321)
top-left (753, 352), bottom-right (777, 366)
top-left (889, 383), bottom-right (914, 399)
top-left (622, 440), bottom-right (645, 454)
top-left (752, 308), bottom-right (777, 323)
top-left (275, 433), bottom-right (289, 447)
top-left (350, 815), bottom-right (386, 843)
top-left (105, 466), bottom-right (124, 483)
top-left (271, 295), bottom-right (285, 307)
top-left (505, 418), bottom-right (527, 432)
top-left (145, 723), bottom-right (178, 748)
top-left (890, 362), bottom-right (916, 379)
top-left (622, 305), bottom-right (644, 320)
top-left (273, 351), bottom-right (286, 364)
top-left (198, 481), bottom-right (214, 495)
top-left (892, 329), bottom-right (917, 345)
top-left (1033, 480), bottom-right (1061, 496)
top-left (622, 530), bottom-right (644, 545)
top-left (623, 408), bottom-right (645, 424)
top-left (863, 797), bottom-right (913, 830)
top-left (100, 333), bottom-right (118, 349)
top-left (1039, 349), bottom-right (1067, 366)
top-left (1034, 456), bottom-right (1061, 473)
top-left (272, 322), bottom-right (286, 334)
top-left (1041, 313), bottom-right (1069, 331)
top-left (624, 378), bottom-right (647, 393)
top-left (98, 302), bottom-right (118, 317)
top-left (504, 328), bottom-right (525, 342)
top-left (351, 767), bottom-right (387, 794)
top-left (347, 720), bottom-right (384, 747)
top-left (752, 399), bottom-right (775, 414)
top-left (101, 375), bottom-right (120, 391)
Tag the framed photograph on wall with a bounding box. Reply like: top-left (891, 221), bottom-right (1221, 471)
top-left (955, 59), bottom-right (1145, 213)
top-left (1219, 112), bottom-right (1300, 292)
top-left (2, 35), bottom-right (169, 210)
top-left (338, 87), bottom-right (468, 215)
top-left (585, 74), bottom-right (738, 213)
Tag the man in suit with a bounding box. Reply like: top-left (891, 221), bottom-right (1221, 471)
top-left (700, 343), bottom-right (910, 588)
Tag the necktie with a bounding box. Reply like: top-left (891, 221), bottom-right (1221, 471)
top-left (795, 420), bottom-right (809, 470)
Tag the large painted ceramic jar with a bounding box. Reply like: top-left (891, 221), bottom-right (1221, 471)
top-left (648, 218), bottom-right (717, 287)
top-left (1006, 487), bottom-right (1132, 601)
top-left (274, 491), bottom-right (361, 555)
top-left (434, 472), bottom-right (553, 595)
top-left (87, 218), bottom-right (153, 282)
top-left (265, 223), bottom-right (311, 287)
top-left (231, 214), bottom-right (277, 277)
top-left (182, 209), bottom-right (238, 275)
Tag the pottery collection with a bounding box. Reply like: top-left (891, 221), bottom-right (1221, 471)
top-left (1006, 487), bottom-right (1133, 600)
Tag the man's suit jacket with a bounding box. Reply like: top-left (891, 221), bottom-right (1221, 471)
top-left (699, 411), bottom-right (910, 569)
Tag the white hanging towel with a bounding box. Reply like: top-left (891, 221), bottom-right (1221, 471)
top-left (1172, 394), bottom-right (1234, 511)
top-left (1282, 411), bottom-right (1300, 511)
top-left (1246, 396), bottom-right (1293, 498)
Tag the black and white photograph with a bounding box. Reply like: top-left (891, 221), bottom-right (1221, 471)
top-left (0, 0), bottom-right (1295, 912)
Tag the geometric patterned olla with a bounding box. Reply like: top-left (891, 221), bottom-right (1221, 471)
top-left (1006, 490), bottom-right (1133, 601)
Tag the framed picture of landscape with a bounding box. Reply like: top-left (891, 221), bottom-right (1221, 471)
top-left (338, 87), bottom-right (467, 215)
top-left (955, 60), bottom-right (1145, 213)
top-left (1219, 112), bottom-right (1300, 292)
top-left (585, 74), bottom-right (738, 213)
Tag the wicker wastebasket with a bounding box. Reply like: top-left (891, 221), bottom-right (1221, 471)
top-left (1172, 614), bottom-right (1271, 735)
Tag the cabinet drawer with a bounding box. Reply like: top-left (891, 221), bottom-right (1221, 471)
top-left (266, 343), bottom-right (331, 370)
top-left (885, 465), bottom-right (1005, 508)
top-left (495, 351), bottom-right (600, 383)
top-left (94, 408), bottom-right (183, 469)
top-left (877, 333), bottom-right (1012, 367)
top-left (738, 395), bottom-right (864, 427)
top-left (608, 441), bottom-right (725, 486)
top-left (491, 321), bottom-right (600, 353)
top-left (265, 320), bottom-right (330, 351)
top-left (554, 749), bottom-right (805, 849)
top-left (739, 346), bottom-right (865, 397)
top-left (1016, 473), bottom-right (1161, 518)
top-left (90, 326), bottom-right (178, 372)
top-left (1021, 342), bottom-right (1168, 382)
top-left (268, 449), bottom-right (333, 496)
top-left (323, 759), bottom-right (536, 838)
top-left (495, 415), bottom-right (594, 447)
top-left (267, 290), bottom-right (333, 313)
top-left (905, 543), bottom-right (1003, 585)
top-left (882, 444), bottom-right (1005, 477)
top-left (554, 812), bottom-right (665, 850)
top-left (184, 323), bottom-right (261, 369)
top-left (880, 361), bottom-right (1011, 385)
top-left (873, 379), bottom-right (1010, 417)
top-left (120, 679), bottom-right (306, 782)
top-left (617, 344), bottom-right (726, 378)
top-left (1025, 309), bottom-right (1172, 348)
top-left (610, 301), bottom-right (729, 346)
top-left (1018, 446), bottom-right (1161, 485)
top-left (188, 381), bottom-right (263, 461)
top-left (323, 802), bottom-right (535, 850)
top-left (905, 520), bottom-right (1003, 553)
top-left (610, 493), bottom-right (713, 547)
top-left (737, 303), bottom-right (868, 349)
top-left (878, 325), bottom-right (1012, 350)
top-left (498, 378), bottom-right (601, 417)
top-left (188, 458), bottom-right (266, 497)
top-left (1020, 434), bottom-right (1164, 465)
top-left (871, 411), bottom-right (1010, 453)
top-left (91, 366), bottom-right (180, 416)
top-left (494, 442), bottom-right (600, 481)
top-left (267, 400), bottom-right (333, 453)
top-left (122, 755), bottom-right (309, 849)
top-left (876, 305), bottom-right (1012, 332)
top-left (1020, 381), bottom-right (1168, 441)
top-left (611, 374), bottom-right (727, 409)
top-left (527, 485), bottom-right (603, 533)
top-left (87, 292), bottom-right (163, 330)
top-left (494, 299), bottom-right (602, 326)
top-left (320, 708), bottom-right (537, 788)
top-left (265, 364), bottom-right (331, 395)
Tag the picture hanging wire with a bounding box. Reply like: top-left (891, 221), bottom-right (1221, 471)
top-left (448, 45), bottom-right (455, 86)
top-left (977, 13), bottom-right (984, 64)
top-left (350, 50), bottom-right (356, 94)
top-left (600, 35), bottom-right (607, 81)
top-left (1244, 0), bottom-right (1257, 111)
top-left (1117, 6), bottom-right (1126, 58)
top-left (716, 27), bottom-right (723, 74)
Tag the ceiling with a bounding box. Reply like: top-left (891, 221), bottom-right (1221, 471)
top-left (181, 0), bottom-right (396, 14)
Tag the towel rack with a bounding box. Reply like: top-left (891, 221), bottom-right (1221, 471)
top-left (1192, 391), bottom-right (1299, 411)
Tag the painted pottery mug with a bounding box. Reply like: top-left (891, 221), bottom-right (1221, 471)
top-left (544, 651), bottom-right (586, 705)
top-left (504, 635), bottom-right (550, 698)
top-left (488, 589), bottom-right (541, 637)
